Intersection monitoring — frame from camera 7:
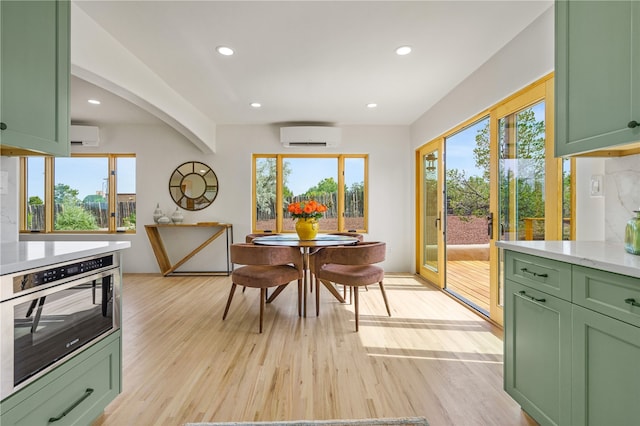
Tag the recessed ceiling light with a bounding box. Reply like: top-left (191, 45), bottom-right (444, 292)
top-left (250, 102), bottom-right (262, 108)
top-left (395, 46), bottom-right (412, 56)
top-left (367, 103), bottom-right (378, 108)
top-left (216, 46), bottom-right (234, 56)
top-left (88, 99), bottom-right (101, 105)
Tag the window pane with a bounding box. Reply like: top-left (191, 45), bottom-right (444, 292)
top-left (116, 157), bottom-right (136, 231)
top-left (562, 158), bottom-right (572, 240)
top-left (26, 157), bottom-right (45, 231)
top-left (255, 157), bottom-right (277, 231)
top-left (54, 157), bottom-right (108, 231)
top-left (344, 157), bottom-right (365, 231)
top-left (283, 157), bottom-right (338, 232)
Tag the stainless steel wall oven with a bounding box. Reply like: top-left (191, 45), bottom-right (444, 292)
top-left (1, 252), bottom-right (121, 400)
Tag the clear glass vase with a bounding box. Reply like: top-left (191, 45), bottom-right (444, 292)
top-left (624, 210), bottom-right (640, 255)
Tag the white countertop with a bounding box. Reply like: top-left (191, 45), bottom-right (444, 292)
top-left (0, 241), bottom-right (131, 275)
top-left (495, 240), bottom-right (640, 279)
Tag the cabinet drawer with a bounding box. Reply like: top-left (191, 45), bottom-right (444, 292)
top-left (573, 266), bottom-right (640, 328)
top-left (505, 251), bottom-right (572, 301)
top-left (1, 333), bottom-right (120, 426)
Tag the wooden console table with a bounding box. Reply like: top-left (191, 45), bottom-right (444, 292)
top-left (145, 223), bottom-right (233, 276)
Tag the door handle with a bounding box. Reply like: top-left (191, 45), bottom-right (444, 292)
top-left (434, 212), bottom-right (442, 230)
top-left (487, 212), bottom-right (494, 239)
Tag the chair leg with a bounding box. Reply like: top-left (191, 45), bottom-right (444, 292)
top-left (259, 288), bottom-right (265, 333)
top-left (379, 281), bottom-right (391, 316)
top-left (353, 286), bottom-right (359, 332)
top-left (316, 276), bottom-right (320, 316)
top-left (222, 283), bottom-right (237, 320)
top-left (298, 279), bottom-right (303, 317)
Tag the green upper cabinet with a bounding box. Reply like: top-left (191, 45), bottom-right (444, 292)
top-left (555, 0), bottom-right (640, 157)
top-left (0, 0), bottom-right (70, 157)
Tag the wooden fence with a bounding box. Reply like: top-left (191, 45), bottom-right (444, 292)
top-left (27, 202), bottom-right (136, 230)
top-left (255, 190), bottom-right (364, 221)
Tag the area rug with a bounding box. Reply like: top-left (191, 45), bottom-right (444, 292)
top-left (185, 417), bottom-right (428, 426)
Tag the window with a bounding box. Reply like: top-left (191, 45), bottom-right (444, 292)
top-left (21, 154), bottom-right (136, 233)
top-left (253, 154), bottom-right (367, 233)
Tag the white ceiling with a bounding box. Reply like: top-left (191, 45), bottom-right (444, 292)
top-left (71, 0), bottom-right (553, 127)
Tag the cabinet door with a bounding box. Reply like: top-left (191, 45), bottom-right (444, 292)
top-left (0, 0), bottom-right (70, 156)
top-left (504, 280), bottom-right (572, 426)
top-left (572, 305), bottom-right (640, 426)
top-left (555, 0), bottom-right (640, 156)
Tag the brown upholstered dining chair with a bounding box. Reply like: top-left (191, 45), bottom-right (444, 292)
top-left (308, 232), bottom-right (364, 294)
top-left (222, 243), bottom-right (303, 333)
top-left (310, 241), bottom-right (391, 331)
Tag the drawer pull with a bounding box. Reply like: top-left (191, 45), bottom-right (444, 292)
top-left (520, 268), bottom-right (548, 278)
top-left (48, 388), bottom-right (94, 423)
top-left (625, 298), bottom-right (640, 307)
top-left (518, 290), bottom-right (546, 303)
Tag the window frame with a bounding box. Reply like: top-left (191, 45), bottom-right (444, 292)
top-left (20, 153), bottom-right (136, 234)
top-left (252, 153), bottom-right (368, 233)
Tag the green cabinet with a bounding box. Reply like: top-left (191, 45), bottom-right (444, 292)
top-left (572, 305), bottom-right (640, 426)
top-left (0, 332), bottom-right (121, 426)
top-left (503, 249), bottom-right (640, 425)
top-left (504, 280), bottom-right (572, 426)
top-left (0, 0), bottom-right (70, 157)
top-left (555, 0), bottom-right (640, 156)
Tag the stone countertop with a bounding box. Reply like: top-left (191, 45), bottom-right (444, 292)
top-left (495, 240), bottom-right (640, 279)
top-left (0, 240), bottom-right (131, 275)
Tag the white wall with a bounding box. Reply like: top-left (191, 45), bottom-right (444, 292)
top-left (21, 123), bottom-right (412, 273)
top-left (575, 158), bottom-right (605, 240)
top-left (410, 7), bottom-right (555, 150)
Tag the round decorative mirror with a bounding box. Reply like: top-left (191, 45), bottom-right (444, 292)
top-left (169, 161), bottom-right (218, 211)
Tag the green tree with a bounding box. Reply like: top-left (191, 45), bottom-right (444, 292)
top-left (255, 158), bottom-right (292, 219)
top-left (28, 196), bottom-right (43, 205)
top-left (83, 194), bottom-right (106, 203)
top-left (54, 183), bottom-right (80, 205)
top-left (305, 177), bottom-right (338, 197)
top-left (447, 105), bottom-right (545, 227)
top-left (55, 204), bottom-right (99, 230)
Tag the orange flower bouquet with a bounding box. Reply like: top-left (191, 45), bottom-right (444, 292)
top-left (287, 200), bottom-right (327, 221)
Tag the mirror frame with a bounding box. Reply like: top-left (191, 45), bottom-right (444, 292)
top-left (169, 161), bottom-right (219, 211)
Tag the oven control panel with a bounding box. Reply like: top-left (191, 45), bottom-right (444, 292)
top-left (10, 254), bottom-right (114, 295)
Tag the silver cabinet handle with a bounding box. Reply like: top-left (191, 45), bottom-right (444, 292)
top-left (624, 298), bottom-right (640, 307)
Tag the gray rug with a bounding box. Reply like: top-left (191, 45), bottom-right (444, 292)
top-left (185, 418), bottom-right (428, 426)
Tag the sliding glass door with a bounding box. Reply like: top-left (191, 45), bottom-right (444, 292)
top-left (417, 74), bottom-right (569, 326)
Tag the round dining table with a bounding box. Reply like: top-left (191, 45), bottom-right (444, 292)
top-left (252, 234), bottom-right (359, 316)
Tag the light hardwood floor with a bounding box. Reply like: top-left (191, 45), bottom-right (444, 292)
top-left (92, 273), bottom-right (535, 426)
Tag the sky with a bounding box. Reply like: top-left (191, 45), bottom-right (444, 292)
top-left (285, 157), bottom-right (364, 196)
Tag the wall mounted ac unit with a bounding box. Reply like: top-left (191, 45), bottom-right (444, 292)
top-left (280, 126), bottom-right (341, 147)
top-left (70, 125), bottom-right (100, 146)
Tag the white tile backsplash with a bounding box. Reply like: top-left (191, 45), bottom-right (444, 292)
top-left (0, 156), bottom-right (19, 243)
top-left (605, 154), bottom-right (640, 242)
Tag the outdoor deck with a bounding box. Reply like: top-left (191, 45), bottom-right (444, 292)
top-left (446, 260), bottom-right (490, 313)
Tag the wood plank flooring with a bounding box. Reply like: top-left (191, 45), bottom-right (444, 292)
top-left (92, 273), bottom-right (535, 426)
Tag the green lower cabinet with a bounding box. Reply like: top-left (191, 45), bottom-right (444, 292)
top-left (572, 305), bottom-right (640, 426)
top-left (0, 332), bottom-right (121, 426)
top-left (504, 280), bottom-right (572, 426)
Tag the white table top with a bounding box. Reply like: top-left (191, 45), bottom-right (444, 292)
top-left (0, 241), bottom-right (131, 275)
top-left (495, 240), bottom-right (640, 279)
